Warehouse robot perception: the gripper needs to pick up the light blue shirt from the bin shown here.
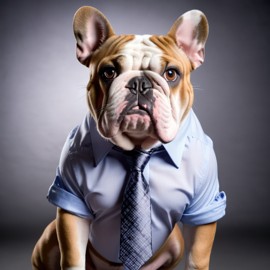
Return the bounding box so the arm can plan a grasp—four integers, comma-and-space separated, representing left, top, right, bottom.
47, 109, 226, 263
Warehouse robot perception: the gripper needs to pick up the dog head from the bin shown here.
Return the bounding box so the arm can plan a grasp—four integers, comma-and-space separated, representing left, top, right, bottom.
73, 6, 208, 150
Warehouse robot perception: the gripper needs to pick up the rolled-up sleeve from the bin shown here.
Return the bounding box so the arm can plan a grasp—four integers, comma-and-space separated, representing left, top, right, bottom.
181, 143, 226, 225
47, 126, 94, 220
47, 174, 94, 219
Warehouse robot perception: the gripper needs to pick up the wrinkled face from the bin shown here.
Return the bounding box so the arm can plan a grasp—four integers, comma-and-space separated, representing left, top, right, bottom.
73, 7, 208, 150
87, 34, 193, 150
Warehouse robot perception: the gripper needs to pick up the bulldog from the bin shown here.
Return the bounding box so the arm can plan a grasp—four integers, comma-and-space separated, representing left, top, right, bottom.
32, 6, 226, 270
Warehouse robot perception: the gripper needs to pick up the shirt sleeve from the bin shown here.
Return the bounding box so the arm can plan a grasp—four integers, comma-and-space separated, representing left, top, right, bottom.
47, 127, 94, 219
47, 173, 94, 219
181, 141, 226, 225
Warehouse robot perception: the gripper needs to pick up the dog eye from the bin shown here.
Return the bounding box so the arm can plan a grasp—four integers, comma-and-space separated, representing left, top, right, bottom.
163, 68, 179, 82
101, 67, 117, 81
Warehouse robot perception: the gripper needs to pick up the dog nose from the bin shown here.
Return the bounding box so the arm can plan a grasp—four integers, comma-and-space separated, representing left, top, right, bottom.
126, 76, 152, 95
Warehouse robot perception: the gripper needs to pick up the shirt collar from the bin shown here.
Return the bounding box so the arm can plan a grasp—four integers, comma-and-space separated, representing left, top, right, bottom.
89, 111, 193, 168
89, 117, 114, 167
162, 111, 192, 168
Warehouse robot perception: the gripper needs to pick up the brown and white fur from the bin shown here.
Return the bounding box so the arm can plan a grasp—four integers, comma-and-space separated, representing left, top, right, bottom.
32, 6, 217, 270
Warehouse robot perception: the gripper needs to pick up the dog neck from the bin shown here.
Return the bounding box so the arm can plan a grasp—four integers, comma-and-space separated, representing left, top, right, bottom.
125, 134, 162, 150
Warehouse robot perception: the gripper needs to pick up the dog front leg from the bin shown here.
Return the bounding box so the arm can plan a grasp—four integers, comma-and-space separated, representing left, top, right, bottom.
142, 224, 184, 270
56, 208, 90, 270
183, 222, 217, 270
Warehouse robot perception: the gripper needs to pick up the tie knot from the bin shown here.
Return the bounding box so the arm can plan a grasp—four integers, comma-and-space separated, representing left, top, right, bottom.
113, 146, 156, 173
128, 149, 152, 172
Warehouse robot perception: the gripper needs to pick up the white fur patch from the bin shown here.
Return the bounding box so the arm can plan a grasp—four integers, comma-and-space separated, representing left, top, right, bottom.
120, 35, 163, 72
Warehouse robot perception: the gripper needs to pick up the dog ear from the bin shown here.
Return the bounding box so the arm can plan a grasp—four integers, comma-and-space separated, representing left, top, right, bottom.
73, 6, 115, 66
168, 10, 209, 69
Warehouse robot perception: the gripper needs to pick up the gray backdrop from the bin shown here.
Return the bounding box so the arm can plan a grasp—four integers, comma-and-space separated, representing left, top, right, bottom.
1, 0, 269, 260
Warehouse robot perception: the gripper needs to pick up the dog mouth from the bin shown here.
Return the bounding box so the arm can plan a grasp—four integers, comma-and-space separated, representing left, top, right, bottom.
118, 103, 152, 122
126, 105, 149, 115
117, 104, 155, 143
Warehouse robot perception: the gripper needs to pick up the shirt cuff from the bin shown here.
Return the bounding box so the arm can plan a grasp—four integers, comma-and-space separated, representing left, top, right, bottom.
47, 176, 94, 219
181, 191, 226, 225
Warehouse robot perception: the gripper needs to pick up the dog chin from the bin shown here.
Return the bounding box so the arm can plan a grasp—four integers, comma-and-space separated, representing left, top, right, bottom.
98, 113, 178, 150
109, 131, 160, 151
120, 112, 153, 133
